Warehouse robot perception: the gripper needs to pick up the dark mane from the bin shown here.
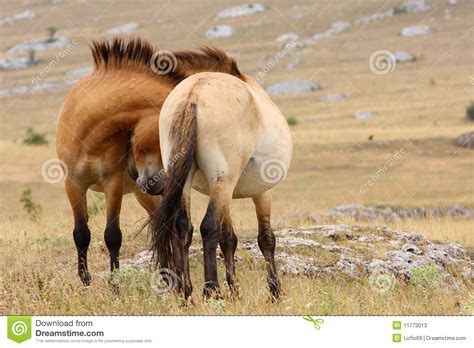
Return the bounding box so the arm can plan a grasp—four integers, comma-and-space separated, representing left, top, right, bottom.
90, 37, 244, 83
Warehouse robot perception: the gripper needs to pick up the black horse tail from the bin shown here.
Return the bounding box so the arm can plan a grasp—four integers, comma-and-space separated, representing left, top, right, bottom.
149, 101, 197, 269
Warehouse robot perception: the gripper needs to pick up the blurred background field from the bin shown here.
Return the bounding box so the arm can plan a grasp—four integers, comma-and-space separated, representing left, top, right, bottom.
0, 0, 473, 315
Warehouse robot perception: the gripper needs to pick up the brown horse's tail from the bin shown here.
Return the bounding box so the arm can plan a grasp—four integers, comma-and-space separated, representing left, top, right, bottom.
149, 101, 198, 269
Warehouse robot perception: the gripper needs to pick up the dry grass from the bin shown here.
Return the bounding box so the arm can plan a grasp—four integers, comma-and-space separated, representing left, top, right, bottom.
1, 0, 473, 315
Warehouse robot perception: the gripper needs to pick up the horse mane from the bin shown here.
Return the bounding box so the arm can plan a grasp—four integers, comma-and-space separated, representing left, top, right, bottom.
90, 37, 245, 83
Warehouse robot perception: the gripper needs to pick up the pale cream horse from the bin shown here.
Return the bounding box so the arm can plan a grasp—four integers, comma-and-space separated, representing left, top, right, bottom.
150, 72, 292, 300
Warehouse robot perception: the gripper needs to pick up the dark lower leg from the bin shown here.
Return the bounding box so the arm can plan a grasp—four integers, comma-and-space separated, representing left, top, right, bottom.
175, 204, 193, 299
219, 220, 238, 291
104, 218, 122, 272
253, 192, 281, 300
200, 201, 221, 297
257, 220, 280, 299
73, 216, 91, 285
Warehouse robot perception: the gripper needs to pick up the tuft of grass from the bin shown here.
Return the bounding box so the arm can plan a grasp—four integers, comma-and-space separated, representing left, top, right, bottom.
466, 102, 474, 121
20, 187, 42, 221
88, 193, 106, 215
287, 116, 298, 126
409, 265, 442, 292
23, 128, 48, 145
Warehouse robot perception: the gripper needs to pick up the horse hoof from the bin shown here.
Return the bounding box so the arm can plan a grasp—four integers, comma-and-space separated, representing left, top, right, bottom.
203, 282, 221, 299
79, 271, 91, 286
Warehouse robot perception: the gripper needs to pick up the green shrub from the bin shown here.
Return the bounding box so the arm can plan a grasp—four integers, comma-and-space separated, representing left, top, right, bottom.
287, 116, 298, 126
466, 102, 474, 121
20, 187, 42, 221
409, 265, 442, 292
23, 128, 48, 145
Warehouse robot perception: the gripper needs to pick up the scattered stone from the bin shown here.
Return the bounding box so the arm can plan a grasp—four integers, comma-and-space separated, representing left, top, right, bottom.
448, 0, 458, 5
290, 13, 304, 20
67, 65, 93, 80
278, 237, 320, 248
215, 3, 266, 19
286, 59, 300, 71
395, 0, 430, 13
324, 204, 474, 221
106, 22, 140, 34
448, 204, 474, 217
401, 25, 430, 37
312, 21, 351, 41
393, 51, 416, 62
8, 36, 71, 53
0, 55, 37, 71
0, 10, 35, 26
354, 111, 377, 119
354, 8, 394, 25
456, 132, 474, 149
204, 25, 234, 39
276, 32, 299, 42
0, 80, 75, 97
266, 79, 319, 96
320, 93, 346, 102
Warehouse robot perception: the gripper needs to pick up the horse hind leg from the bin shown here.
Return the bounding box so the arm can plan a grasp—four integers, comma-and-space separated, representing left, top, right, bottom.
200, 183, 234, 299
103, 174, 124, 274
253, 190, 281, 301
219, 213, 238, 295
65, 177, 91, 285
174, 174, 194, 300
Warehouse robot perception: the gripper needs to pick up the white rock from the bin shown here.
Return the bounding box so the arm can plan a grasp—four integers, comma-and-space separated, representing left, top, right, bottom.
204, 25, 234, 39
393, 51, 416, 62
0, 55, 37, 70
320, 93, 345, 102
106, 22, 140, 34
8, 37, 71, 53
354, 111, 377, 119
215, 3, 266, 19
397, 0, 430, 13
312, 21, 351, 41
67, 66, 93, 80
290, 13, 304, 20
401, 25, 430, 37
354, 8, 394, 25
266, 80, 319, 96
0, 10, 35, 26
276, 32, 299, 42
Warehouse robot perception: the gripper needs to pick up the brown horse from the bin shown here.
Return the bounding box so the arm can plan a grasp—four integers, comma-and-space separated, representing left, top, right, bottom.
150, 72, 293, 300
56, 37, 245, 285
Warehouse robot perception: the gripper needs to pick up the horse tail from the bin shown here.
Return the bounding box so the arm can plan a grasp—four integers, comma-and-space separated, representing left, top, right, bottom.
149, 100, 198, 269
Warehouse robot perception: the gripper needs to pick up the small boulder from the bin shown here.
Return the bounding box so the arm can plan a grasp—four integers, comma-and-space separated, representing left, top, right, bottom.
456, 132, 474, 149
401, 25, 430, 37
266, 80, 319, 96
204, 25, 234, 39
354, 111, 377, 119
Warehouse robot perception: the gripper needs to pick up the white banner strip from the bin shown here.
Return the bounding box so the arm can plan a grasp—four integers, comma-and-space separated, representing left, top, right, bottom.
1, 316, 472, 347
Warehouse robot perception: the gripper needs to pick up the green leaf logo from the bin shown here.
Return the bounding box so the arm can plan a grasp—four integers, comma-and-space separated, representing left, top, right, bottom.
7, 316, 32, 343
303, 316, 324, 330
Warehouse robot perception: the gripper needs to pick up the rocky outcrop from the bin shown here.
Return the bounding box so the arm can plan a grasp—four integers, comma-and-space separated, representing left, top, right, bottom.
123, 224, 473, 292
